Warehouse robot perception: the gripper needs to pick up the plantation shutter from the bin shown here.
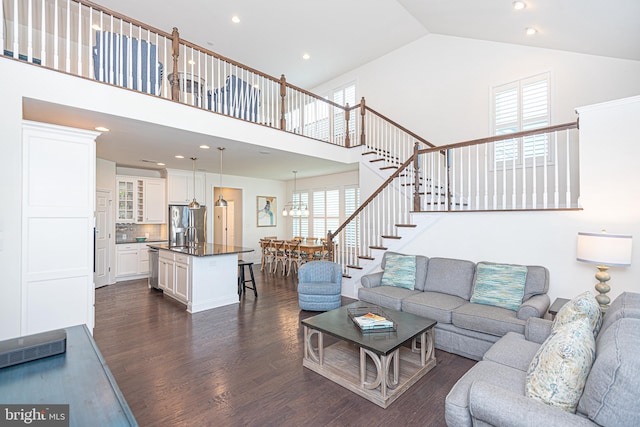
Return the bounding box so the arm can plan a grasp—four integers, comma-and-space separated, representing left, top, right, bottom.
493, 73, 550, 164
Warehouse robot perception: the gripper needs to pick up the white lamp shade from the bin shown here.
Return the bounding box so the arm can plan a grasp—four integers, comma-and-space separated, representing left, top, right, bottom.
577, 232, 632, 267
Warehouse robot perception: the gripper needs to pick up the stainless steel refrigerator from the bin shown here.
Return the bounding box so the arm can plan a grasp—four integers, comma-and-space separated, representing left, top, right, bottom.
168, 205, 206, 246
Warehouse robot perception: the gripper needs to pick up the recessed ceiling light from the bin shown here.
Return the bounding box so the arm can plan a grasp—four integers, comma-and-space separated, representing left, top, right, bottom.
525, 27, 537, 35
200, 145, 210, 149
175, 155, 184, 159
231, 16, 240, 24
95, 126, 109, 132
157, 162, 165, 166
512, 1, 526, 10
302, 53, 310, 60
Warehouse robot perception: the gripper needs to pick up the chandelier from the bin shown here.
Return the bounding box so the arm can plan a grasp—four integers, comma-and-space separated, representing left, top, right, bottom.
282, 170, 309, 217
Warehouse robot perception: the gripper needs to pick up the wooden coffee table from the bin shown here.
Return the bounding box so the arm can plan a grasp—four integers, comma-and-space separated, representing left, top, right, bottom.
301, 301, 437, 408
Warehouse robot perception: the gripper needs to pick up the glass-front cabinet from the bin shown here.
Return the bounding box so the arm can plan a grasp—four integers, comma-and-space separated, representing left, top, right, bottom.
117, 178, 136, 222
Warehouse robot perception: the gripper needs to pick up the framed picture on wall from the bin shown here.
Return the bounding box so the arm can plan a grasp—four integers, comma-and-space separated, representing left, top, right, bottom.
257, 196, 277, 227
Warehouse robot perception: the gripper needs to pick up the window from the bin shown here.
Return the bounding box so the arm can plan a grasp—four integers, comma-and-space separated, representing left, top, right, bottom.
344, 187, 360, 248
312, 189, 340, 238
492, 73, 550, 165
291, 192, 309, 238
332, 82, 356, 141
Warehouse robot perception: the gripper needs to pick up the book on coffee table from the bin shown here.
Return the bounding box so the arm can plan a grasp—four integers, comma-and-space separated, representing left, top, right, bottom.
348, 307, 397, 332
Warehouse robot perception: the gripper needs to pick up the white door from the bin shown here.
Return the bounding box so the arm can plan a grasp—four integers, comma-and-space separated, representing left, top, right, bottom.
95, 190, 111, 288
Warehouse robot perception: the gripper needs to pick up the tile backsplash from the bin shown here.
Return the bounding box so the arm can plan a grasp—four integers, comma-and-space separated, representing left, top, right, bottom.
116, 223, 166, 243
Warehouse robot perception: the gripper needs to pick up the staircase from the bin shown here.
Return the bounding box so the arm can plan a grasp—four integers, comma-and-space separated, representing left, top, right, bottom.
331, 122, 580, 295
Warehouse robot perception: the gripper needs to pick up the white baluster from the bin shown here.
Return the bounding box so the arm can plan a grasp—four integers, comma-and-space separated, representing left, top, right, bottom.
27, 0, 33, 62
65, 0, 70, 72
12, 0, 19, 58
40, 0, 46, 66
76, 0, 82, 75
565, 130, 571, 207
532, 134, 538, 209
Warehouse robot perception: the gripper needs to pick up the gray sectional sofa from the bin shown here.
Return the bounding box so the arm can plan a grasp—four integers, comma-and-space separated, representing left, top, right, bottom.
445, 291, 640, 427
358, 252, 550, 361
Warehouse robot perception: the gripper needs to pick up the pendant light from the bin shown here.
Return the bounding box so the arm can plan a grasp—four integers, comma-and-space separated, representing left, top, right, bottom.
282, 170, 308, 217
188, 157, 201, 210
215, 147, 228, 208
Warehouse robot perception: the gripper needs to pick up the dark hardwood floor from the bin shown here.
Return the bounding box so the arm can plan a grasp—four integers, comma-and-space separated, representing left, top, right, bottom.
94, 269, 476, 426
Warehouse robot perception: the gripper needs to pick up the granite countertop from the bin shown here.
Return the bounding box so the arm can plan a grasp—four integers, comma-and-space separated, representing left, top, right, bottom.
116, 240, 168, 245
148, 243, 254, 257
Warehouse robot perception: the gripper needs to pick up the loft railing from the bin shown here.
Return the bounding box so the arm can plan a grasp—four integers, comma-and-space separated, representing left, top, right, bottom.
1, 0, 441, 157
328, 122, 579, 270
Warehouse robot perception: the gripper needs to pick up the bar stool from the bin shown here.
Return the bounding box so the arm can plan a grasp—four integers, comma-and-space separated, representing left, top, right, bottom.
238, 260, 257, 298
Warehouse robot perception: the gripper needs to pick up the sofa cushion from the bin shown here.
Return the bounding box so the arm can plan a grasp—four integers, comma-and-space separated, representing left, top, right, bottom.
470, 263, 528, 311
597, 291, 640, 341
552, 291, 602, 336
452, 302, 526, 337
525, 318, 596, 413
423, 257, 476, 300
482, 332, 541, 372
380, 253, 417, 290
521, 265, 549, 301
445, 360, 526, 427
381, 252, 429, 291
578, 318, 640, 426
357, 286, 420, 311
401, 291, 466, 324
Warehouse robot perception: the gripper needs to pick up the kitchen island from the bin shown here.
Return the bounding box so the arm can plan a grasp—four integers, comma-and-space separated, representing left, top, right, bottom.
148, 243, 254, 313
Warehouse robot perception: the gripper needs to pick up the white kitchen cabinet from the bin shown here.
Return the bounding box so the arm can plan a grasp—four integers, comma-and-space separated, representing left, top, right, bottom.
138, 246, 150, 274
141, 178, 166, 223
116, 175, 166, 224
157, 251, 190, 303
116, 243, 152, 281
116, 177, 137, 223
158, 252, 173, 293
166, 169, 205, 205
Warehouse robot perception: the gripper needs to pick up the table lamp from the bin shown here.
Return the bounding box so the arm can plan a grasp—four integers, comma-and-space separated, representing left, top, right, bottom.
576, 231, 632, 311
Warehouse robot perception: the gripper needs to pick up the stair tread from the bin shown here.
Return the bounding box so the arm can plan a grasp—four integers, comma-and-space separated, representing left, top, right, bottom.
347, 265, 363, 270
381, 235, 401, 239
380, 166, 398, 170
362, 151, 377, 156
396, 224, 416, 228
358, 256, 375, 260
369, 158, 385, 163
369, 245, 388, 250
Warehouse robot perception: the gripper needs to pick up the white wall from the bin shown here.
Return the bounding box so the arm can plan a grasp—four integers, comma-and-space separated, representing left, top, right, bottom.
314, 34, 640, 146
398, 96, 640, 303
205, 172, 286, 265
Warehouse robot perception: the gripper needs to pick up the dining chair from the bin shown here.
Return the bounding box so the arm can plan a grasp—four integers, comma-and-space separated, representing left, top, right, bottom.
285, 239, 305, 276
271, 240, 287, 275
259, 239, 274, 272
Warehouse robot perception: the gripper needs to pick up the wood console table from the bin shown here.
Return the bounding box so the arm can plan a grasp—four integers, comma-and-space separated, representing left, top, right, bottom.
0, 325, 137, 426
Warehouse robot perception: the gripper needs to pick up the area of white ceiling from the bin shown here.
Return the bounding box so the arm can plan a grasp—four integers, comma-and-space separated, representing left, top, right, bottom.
94, 0, 640, 89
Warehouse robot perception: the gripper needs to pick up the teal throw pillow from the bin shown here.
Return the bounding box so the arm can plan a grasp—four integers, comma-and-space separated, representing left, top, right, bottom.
470, 262, 528, 311
526, 317, 596, 413
553, 291, 602, 337
380, 253, 416, 290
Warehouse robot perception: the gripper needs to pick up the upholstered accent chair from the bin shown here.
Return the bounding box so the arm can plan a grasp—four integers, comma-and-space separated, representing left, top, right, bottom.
297, 261, 342, 311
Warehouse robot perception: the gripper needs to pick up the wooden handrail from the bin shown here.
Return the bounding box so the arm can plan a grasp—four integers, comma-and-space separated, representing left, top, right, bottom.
418, 122, 578, 155
364, 106, 437, 148
330, 154, 415, 239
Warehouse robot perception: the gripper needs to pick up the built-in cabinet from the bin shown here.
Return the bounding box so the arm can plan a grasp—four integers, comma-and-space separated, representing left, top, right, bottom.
116, 175, 166, 224
166, 169, 206, 205
21, 121, 98, 335
115, 243, 152, 281
158, 250, 190, 303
